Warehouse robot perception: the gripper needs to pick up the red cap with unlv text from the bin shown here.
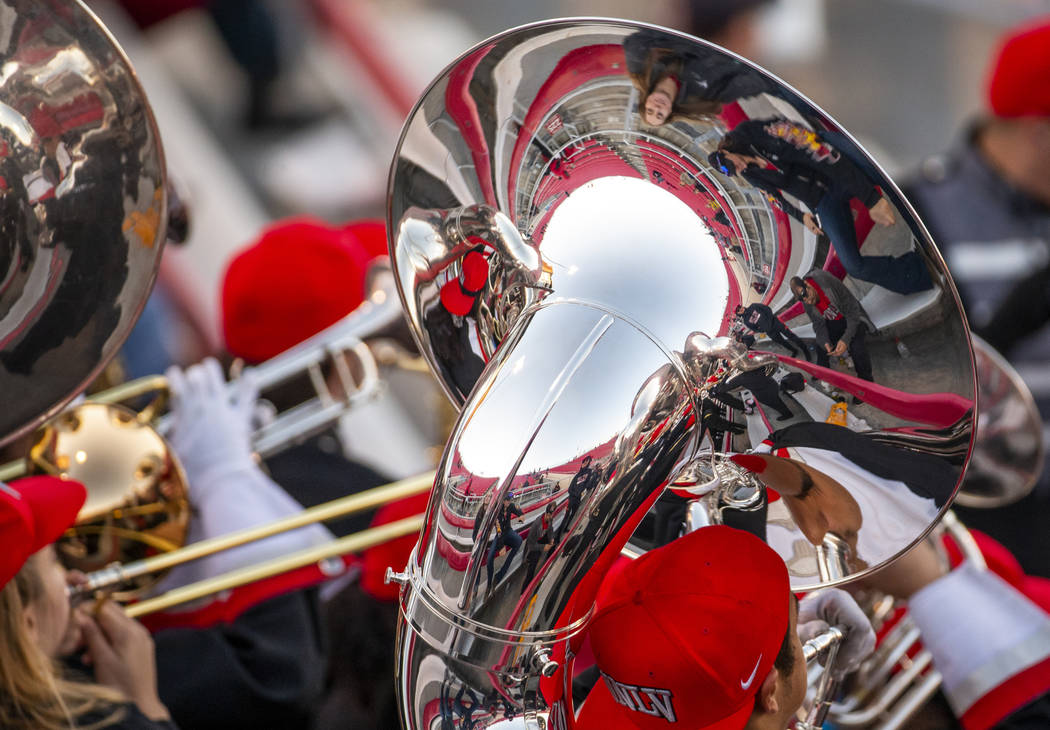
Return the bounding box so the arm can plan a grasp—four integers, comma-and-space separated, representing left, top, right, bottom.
1, 476, 86, 589
578, 526, 790, 730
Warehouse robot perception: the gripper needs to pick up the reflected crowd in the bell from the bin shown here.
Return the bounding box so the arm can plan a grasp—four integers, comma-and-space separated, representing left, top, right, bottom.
0, 0, 165, 442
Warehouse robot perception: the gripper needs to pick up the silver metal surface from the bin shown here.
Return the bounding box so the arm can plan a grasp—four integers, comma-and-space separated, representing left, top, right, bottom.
0, 0, 167, 446
799, 626, 844, 730
956, 335, 1044, 507
387, 19, 976, 728
154, 263, 403, 458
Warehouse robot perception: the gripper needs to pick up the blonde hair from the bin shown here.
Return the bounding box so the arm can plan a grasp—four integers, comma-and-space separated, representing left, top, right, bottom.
0, 555, 125, 730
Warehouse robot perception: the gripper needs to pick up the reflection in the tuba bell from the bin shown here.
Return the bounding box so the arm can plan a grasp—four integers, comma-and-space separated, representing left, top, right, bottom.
0, 0, 167, 446
730, 421, 960, 582
387, 19, 977, 728
624, 27, 780, 127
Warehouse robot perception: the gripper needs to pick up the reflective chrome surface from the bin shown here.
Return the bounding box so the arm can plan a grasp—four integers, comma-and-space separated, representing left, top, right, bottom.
0, 0, 166, 446
38, 403, 189, 600
388, 19, 975, 729
957, 335, 1044, 508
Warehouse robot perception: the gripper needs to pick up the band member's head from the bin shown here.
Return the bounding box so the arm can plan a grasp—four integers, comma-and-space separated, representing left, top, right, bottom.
986, 18, 1050, 120
578, 526, 803, 730
735, 304, 745, 316
1, 476, 86, 660
582, 456, 592, 467
221, 218, 387, 363
439, 250, 490, 317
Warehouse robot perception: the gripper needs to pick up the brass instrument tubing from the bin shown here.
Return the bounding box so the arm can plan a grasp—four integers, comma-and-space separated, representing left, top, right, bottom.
79, 470, 434, 594
125, 515, 424, 617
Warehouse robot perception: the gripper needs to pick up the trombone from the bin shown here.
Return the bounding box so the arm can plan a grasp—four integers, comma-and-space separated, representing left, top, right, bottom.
0, 263, 440, 603
0, 264, 408, 486
99, 469, 436, 618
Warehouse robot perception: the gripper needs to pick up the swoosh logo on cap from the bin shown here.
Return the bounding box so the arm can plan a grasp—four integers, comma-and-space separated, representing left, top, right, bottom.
740, 654, 763, 690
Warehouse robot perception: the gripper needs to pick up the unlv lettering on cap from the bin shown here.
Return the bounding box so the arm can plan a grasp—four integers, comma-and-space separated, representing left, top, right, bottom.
600, 671, 677, 722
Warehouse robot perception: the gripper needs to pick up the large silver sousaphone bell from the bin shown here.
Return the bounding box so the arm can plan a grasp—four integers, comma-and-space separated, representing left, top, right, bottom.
387, 18, 976, 730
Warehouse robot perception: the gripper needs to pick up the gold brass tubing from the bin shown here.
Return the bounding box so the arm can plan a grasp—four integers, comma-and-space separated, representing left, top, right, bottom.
69, 525, 183, 553
88, 470, 435, 589
124, 514, 424, 617
89, 375, 169, 406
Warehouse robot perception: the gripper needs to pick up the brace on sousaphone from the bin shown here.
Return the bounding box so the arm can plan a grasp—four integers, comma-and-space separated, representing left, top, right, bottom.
386, 19, 979, 730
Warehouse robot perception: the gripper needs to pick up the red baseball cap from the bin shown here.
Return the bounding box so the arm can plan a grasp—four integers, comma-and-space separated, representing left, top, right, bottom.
1, 476, 86, 589
578, 526, 790, 730
222, 218, 388, 363
439, 250, 490, 317
987, 16, 1050, 118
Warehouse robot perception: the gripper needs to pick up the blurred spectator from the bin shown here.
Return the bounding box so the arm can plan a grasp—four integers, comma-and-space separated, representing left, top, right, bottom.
114, 0, 323, 131
683, 0, 773, 58
219, 217, 395, 529
905, 17, 1050, 351
903, 16, 1050, 578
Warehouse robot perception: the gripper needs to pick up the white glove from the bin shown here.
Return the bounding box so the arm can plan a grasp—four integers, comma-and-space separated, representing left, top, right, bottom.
155, 358, 333, 598
798, 588, 876, 678
166, 358, 258, 498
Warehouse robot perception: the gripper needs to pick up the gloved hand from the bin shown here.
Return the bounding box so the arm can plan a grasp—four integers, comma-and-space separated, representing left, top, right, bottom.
166, 358, 258, 500
155, 358, 333, 596
798, 588, 876, 678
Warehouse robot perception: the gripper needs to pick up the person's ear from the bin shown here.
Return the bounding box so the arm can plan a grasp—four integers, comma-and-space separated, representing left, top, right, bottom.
23, 602, 39, 642
756, 667, 780, 714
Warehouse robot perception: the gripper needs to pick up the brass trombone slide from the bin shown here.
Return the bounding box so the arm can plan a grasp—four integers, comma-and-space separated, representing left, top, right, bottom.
70, 470, 435, 609
125, 514, 425, 618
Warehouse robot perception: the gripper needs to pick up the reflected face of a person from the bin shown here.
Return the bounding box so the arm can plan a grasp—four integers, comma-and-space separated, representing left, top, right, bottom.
794, 282, 818, 306
643, 89, 673, 125
779, 466, 863, 565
